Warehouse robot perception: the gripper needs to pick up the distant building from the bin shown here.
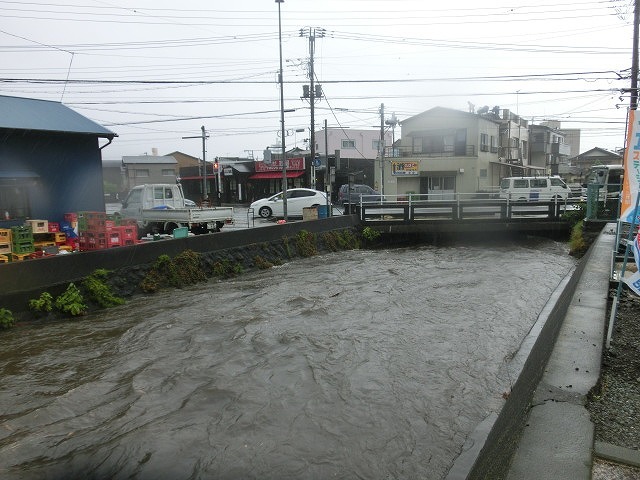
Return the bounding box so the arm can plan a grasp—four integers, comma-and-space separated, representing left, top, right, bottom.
0, 95, 116, 226
121, 154, 178, 191
567, 147, 623, 183
315, 127, 392, 199
529, 122, 571, 174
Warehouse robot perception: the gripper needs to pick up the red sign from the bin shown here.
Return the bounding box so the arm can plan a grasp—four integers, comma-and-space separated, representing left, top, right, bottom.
255, 157, 305, 172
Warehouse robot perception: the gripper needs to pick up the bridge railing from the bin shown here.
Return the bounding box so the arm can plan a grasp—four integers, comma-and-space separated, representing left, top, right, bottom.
343, 192, 580, 223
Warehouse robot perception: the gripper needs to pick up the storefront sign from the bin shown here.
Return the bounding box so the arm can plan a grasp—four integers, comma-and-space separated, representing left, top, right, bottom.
223, 167, 233, 176
391, 161, 419, 176
255, 157, 305, 172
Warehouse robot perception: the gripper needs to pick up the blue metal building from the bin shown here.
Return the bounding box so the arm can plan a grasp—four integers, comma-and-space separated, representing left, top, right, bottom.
0, 95, 117, 226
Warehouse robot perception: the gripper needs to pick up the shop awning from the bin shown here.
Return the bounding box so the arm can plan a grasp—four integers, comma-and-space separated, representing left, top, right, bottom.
249, 171, 304, 180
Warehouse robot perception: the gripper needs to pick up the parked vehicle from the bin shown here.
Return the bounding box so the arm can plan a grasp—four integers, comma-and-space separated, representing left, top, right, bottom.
499, 176, 569, 202
118, 184, 234, 236
338, 184, 383, 205
249, 188, 327, 218
580, 164, 624, 201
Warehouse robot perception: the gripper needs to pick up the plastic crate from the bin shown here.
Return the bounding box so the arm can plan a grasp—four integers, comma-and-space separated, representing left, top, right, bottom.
54, 232, 66, 244
107, 230, 121, 247
0, 228, 11, 243
105, 219, 117, 229
118, 225, 138, 240
0, 254, 9, 263
10, 252, 31, 262
11, 225, 33, 243
25, 219, 49, 234
0, 242, 10, 255
48, 222, 60, 232
11, 242, 35, 254
119, 218, 138, 227
173, 227, 188, 238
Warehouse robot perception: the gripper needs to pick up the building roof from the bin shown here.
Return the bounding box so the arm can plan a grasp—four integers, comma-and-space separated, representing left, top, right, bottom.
122, 155, 177, 165
0, 95, 116, 138
401, 106, 500, 125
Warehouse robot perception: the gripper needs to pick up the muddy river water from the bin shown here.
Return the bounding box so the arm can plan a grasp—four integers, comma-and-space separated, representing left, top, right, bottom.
0, 238, 577, 480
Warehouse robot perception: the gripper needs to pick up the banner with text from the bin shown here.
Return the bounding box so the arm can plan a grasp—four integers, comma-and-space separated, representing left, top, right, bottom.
621, 109, 640, 224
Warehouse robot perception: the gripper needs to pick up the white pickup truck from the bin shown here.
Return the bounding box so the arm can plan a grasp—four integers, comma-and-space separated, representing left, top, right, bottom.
118, 184, 233, 236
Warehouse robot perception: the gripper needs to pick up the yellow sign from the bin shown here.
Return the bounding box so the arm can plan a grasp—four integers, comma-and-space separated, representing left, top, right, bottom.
391, 161, 418, 176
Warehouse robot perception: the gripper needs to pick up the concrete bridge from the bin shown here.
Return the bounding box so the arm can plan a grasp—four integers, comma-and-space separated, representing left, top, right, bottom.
344, 195, 581, 236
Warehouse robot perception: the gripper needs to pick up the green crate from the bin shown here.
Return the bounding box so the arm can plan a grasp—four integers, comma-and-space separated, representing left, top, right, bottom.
12, 241, 35, 254
11, 225, 33, 243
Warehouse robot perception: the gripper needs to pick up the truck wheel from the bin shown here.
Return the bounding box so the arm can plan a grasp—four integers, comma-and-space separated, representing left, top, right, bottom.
259, 206, 272, 218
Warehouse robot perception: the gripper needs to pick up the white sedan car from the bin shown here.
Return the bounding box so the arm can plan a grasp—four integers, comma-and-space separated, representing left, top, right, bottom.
250, 188, 327, 218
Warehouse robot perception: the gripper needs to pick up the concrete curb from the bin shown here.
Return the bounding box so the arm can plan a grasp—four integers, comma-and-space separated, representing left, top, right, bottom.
594, 441, 640, 469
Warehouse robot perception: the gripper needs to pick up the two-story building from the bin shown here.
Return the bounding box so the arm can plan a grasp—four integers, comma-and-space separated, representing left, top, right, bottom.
121, 152, 178, 192
384, 107, 535, 199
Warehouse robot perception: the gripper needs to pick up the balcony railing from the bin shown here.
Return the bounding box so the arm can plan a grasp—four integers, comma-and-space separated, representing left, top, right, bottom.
396, 145, 476, 158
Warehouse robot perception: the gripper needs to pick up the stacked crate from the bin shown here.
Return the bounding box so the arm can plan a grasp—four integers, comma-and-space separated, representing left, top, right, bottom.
78, 211, 108, 251
10, 225, 34, 261
116, 218, 139, 246
77, 212, 138, 251
0, 228, 11, 263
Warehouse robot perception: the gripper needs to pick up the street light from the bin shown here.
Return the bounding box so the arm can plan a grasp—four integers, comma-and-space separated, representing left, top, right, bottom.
276, 0, 288, 220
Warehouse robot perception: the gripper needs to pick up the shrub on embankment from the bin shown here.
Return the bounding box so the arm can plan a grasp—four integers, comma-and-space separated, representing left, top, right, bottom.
1, 227, 365, 327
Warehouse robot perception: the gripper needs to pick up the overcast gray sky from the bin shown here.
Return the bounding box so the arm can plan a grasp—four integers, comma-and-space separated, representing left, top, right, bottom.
0, 0, 635, 161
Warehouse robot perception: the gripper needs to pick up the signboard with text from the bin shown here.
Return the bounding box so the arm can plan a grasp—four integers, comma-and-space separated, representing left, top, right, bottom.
391, 161, 419, 176
255, 157, 305, 172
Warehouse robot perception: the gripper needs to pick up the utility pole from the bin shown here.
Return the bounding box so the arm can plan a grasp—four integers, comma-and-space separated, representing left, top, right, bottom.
276, 0, 287, 219
182, 126, 209, 202
300, 27, 325, 190
380, 103, 385, 195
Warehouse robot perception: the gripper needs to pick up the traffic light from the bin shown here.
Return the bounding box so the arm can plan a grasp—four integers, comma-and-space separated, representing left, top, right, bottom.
213, 160, 219, 172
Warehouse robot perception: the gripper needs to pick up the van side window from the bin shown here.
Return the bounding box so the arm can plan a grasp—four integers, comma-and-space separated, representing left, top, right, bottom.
514, 180, 529, 188
530, 179, 547, 188
550, 178, 566, 188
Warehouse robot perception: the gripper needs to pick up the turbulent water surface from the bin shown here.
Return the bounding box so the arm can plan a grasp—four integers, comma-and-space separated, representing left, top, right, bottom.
0, 239, 576, 479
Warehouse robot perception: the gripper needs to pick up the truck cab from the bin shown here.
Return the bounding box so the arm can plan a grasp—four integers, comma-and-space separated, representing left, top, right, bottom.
120, 184, 186, 219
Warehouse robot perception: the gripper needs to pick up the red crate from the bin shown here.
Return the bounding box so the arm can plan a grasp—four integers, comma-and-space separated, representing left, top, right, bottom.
118, 225, 138, 240
119, 218, 138, 227
64, 213, 78, 223
48, 222, 60, 232
105, 219, 117, 229
107, 230, 121, 248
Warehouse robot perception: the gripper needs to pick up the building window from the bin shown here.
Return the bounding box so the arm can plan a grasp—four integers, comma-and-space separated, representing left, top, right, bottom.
372, 140, 381, 152
162, 169, 174, 176
480, 133, 489, 152
342, 139, 355, 149
480, 169, 487, 178
490, 136, 498, 153
134, 169, 149, 178
0, 183, 30, 220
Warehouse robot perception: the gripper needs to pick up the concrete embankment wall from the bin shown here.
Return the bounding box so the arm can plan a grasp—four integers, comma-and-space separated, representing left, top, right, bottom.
446, 224, 612, 479
0, 215, 360, 312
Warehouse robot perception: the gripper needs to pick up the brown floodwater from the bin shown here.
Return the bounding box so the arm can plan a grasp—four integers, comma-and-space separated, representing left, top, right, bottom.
0, 239, 576, 479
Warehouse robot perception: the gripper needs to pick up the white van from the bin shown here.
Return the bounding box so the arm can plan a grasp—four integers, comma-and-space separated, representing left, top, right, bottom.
499, 176, 569, 202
